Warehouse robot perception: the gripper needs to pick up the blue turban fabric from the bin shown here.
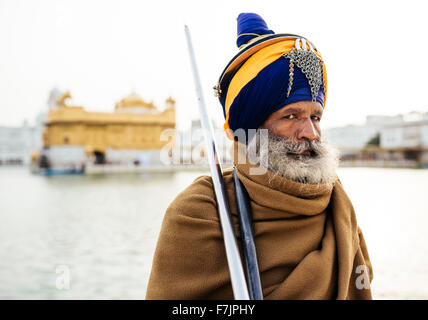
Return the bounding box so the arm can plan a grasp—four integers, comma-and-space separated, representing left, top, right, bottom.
236, 13, 274, 48
221, 13, 325, 142
221, 57, 325, 136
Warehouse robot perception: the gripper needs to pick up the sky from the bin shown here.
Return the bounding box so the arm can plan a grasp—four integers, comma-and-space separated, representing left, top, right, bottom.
1, 0, 428, 131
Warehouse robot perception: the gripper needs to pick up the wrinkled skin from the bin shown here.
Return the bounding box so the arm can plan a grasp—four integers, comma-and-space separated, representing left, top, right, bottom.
261, 100, 323, 156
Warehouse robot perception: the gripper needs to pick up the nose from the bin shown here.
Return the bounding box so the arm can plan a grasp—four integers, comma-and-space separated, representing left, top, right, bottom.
297, 118, 319, 141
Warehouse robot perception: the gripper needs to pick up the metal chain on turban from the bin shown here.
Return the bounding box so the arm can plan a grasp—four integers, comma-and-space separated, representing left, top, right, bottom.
283, 39, 325, 102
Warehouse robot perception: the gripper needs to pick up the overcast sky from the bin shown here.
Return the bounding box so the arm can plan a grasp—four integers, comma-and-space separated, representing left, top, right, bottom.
1, 0, 428, 130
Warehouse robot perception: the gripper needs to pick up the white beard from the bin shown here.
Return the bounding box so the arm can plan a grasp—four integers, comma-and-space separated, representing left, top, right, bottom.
247, 130, 340, 185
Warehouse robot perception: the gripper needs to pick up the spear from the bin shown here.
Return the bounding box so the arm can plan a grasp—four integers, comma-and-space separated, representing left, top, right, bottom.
184, 25, 250, 300
233, 167, 263, 300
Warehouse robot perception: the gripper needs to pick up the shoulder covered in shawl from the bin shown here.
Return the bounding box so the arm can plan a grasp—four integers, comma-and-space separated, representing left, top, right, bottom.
145, 171, 238, 300
145, 173, 373, 300
330, 178, 374, 298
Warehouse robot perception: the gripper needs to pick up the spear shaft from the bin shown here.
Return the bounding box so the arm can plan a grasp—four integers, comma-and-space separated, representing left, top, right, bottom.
184, 25, 250, 300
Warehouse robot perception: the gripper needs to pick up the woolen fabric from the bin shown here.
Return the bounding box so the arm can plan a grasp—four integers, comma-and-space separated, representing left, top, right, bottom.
146, 143, 373, 300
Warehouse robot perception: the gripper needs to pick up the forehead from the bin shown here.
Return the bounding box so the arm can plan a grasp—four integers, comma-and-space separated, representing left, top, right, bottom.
280, 101, 323, 114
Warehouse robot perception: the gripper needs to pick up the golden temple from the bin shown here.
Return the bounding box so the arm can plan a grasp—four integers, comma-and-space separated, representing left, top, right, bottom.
42, 91, 175, 164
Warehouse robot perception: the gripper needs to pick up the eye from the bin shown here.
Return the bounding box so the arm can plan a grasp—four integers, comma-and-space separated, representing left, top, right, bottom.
311, 115, 321, 121
283, 114, 296, 120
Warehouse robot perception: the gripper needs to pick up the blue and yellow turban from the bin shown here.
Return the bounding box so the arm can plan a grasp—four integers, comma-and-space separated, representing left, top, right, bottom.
215, 13, 327, 141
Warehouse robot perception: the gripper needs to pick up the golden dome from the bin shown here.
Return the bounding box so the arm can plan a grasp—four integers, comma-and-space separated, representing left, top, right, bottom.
115, 92, 156, 110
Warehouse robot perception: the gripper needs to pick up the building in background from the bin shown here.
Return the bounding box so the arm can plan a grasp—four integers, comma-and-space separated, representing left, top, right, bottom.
3, 86, 428, 170
175, 119, 232, 166
0, 121, 41, 165
37, 90, 175, 173
380, 118, 428, 168
324, 112, 428, 168
323, 115, 403, 159
0, 88, 49, 166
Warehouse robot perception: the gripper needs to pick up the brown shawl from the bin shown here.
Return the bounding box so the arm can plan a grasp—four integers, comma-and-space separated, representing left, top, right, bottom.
146, 146, 373, 300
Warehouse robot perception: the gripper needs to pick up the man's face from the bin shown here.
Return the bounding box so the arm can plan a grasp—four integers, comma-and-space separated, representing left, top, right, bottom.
261, 100, 323, 149
248, 100, 338, 184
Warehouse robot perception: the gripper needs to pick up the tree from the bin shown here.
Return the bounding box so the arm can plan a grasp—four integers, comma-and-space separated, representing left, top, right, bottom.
366, 133, 380, 147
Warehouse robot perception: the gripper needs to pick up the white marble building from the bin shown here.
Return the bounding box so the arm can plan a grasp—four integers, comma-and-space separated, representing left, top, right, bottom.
324, 111, 428, 167
380, 119, 428, 167
175, 119, 233, 166
0, 121, 41, 165
323, 114, 404, 157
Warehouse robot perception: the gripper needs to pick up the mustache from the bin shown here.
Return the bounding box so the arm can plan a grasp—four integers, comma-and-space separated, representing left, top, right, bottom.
267, 134, 322, 158
247, 131, 339, 184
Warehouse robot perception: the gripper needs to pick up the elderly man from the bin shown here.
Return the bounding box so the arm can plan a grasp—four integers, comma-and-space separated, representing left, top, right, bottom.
146, 13, 373, 300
